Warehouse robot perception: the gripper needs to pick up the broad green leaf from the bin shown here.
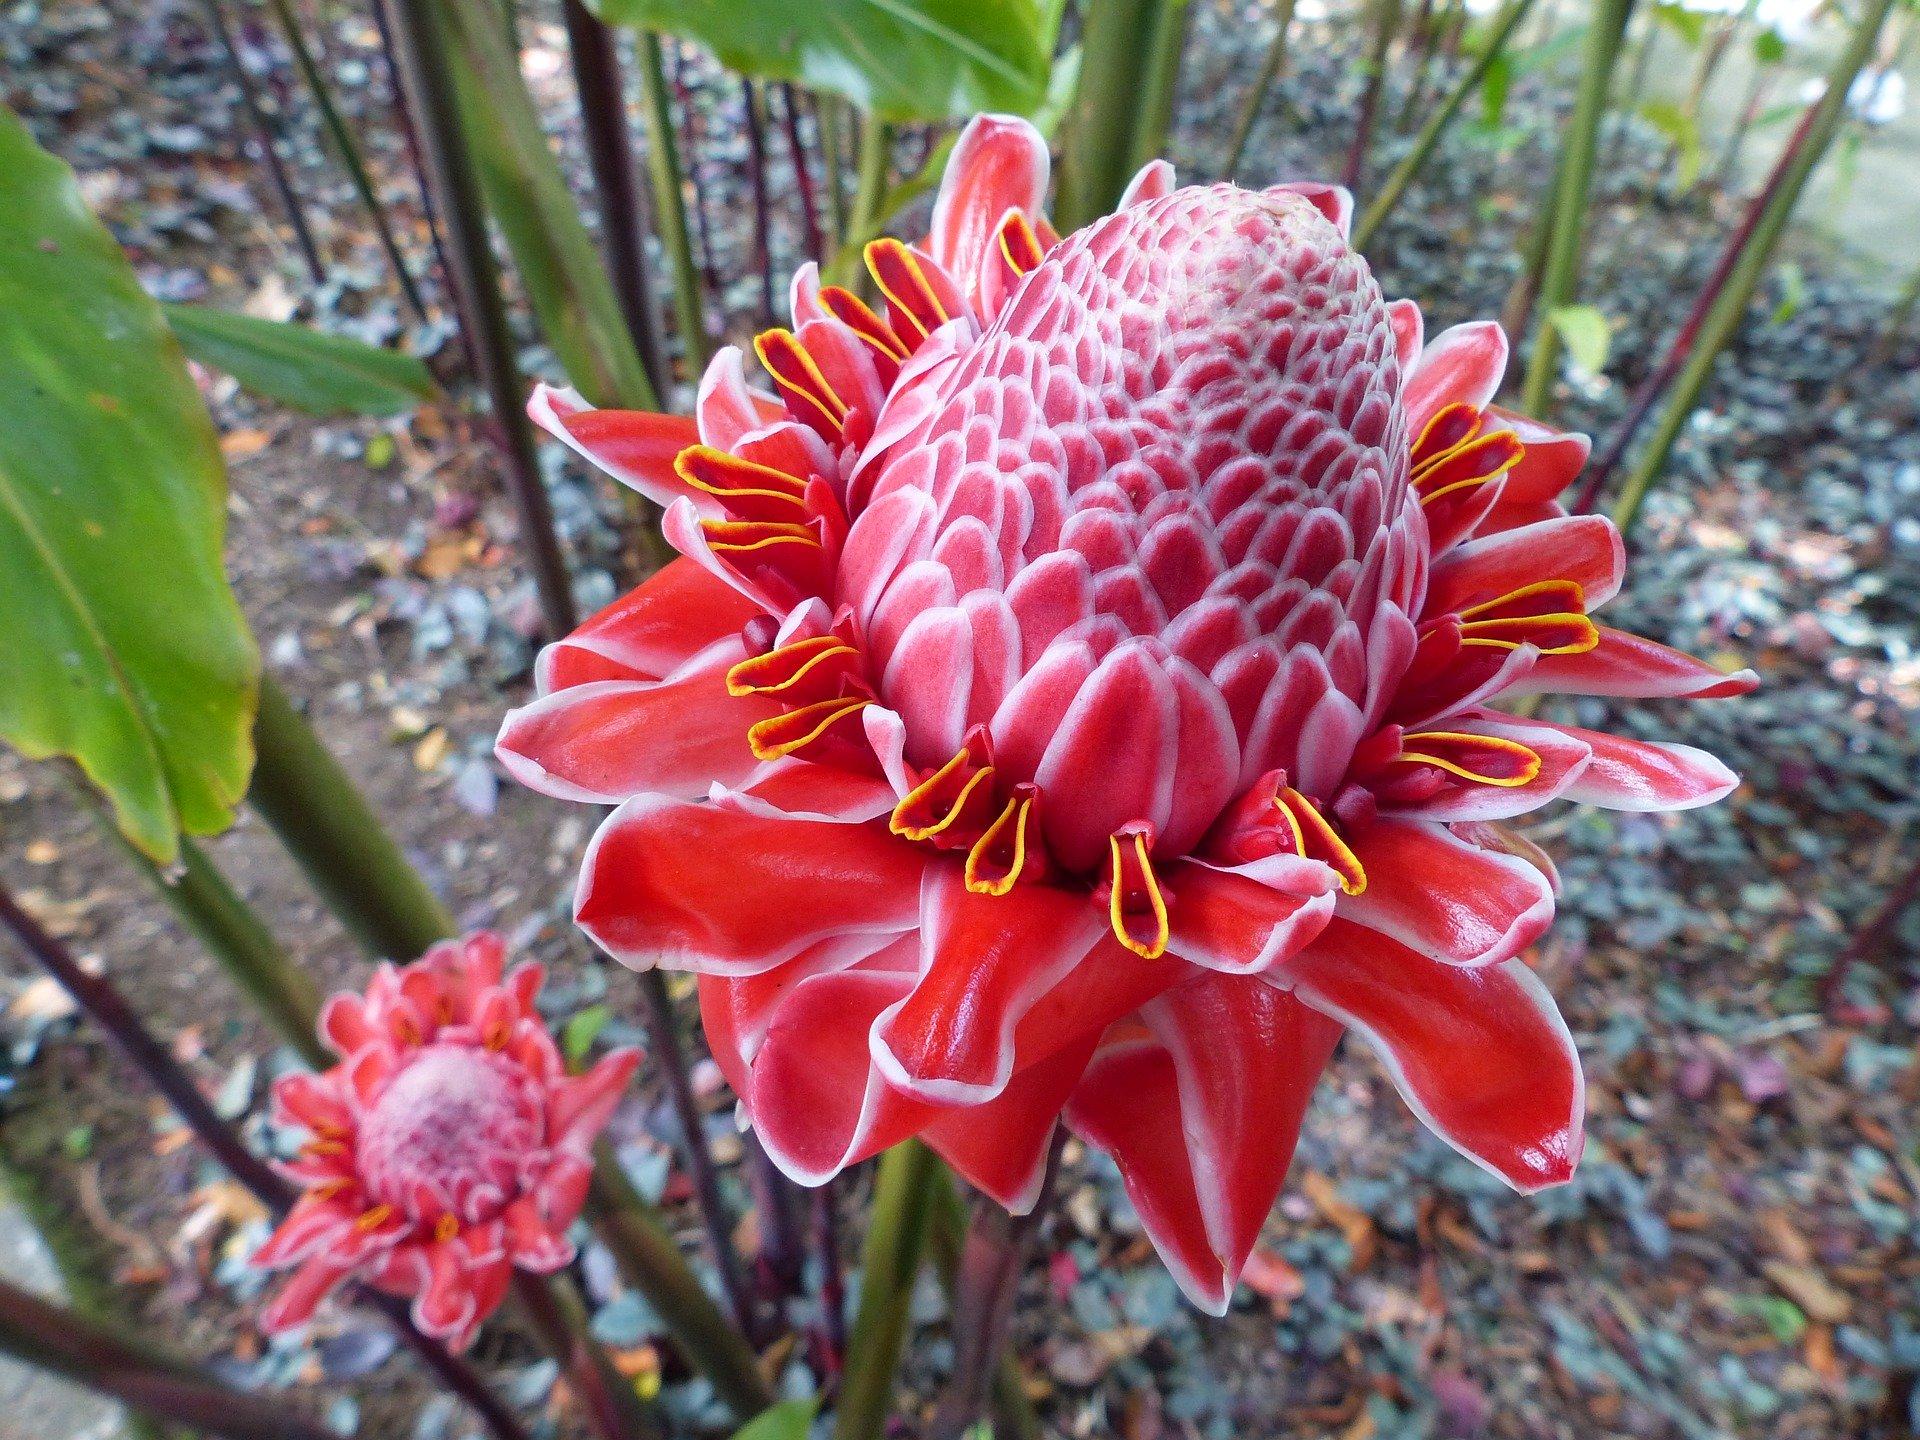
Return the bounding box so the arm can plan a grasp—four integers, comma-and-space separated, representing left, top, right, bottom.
0, 107, 259, 863
163, 304, 437, 417
592, 0, 1052, 123
562, 1003, 612, 1067
1751, 26, 1788, 64
437, 0, 655, 409
1479, 52, 1513, 126
729, 1399, 817, 1440
1547, 304, 1611, 376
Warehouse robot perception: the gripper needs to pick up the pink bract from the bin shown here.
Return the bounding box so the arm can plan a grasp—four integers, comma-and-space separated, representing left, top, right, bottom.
251, 932, 639, 1348
496, 115, 1754, 1313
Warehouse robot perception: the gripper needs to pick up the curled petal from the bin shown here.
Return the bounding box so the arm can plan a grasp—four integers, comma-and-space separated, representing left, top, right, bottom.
1403, 321, 1508, 436
1119, 159, 1176, 209
529, 385, 704, 511
261, 1253, 355, 1333
1426, 515, 1625, 618
930, 114, 1050, 309
1339, 817, 1555, 967
576, 794, 927, 974
1369, 713, 1593, 823
921, 1031, 1099, 1213
1280, 920, 1584, 1192
1514, 627, 1758, 700
1163, 853, 1339, 975
1268, 180, 1353, 238
1536, 722, 1740, 812
536, 560, 758, 692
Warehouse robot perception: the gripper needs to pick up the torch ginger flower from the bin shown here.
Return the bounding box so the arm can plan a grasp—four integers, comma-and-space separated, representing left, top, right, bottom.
497, 116, 1753, 1312
251, 933, 639, 1348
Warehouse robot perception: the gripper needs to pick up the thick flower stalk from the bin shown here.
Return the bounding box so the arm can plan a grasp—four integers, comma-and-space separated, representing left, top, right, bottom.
252, 933, 639, 1348
497, 117, 1753, 1312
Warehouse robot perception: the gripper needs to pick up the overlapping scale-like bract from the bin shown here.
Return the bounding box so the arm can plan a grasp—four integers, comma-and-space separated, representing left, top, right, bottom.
497, 113, 1754, 1315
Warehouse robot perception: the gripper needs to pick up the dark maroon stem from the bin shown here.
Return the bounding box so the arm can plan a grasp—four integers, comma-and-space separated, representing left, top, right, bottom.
778, 83, 824, 264
812, 1180, 848, 1382
746, 1132, 807, 1308
668, 40, 722, 298
739, 78, 778, 323
634, 970, 762, 1341
1572, 102, 1818, 514
925, 1138, 1064, 1440
0, 881, 534, 1440
1343, 0, 1402, 192
368, 0, 460, 349
561, 0, 668, 393
198, 0, 327, 285
1820, 851, 1920, 1017
0, 1279, 337, 1440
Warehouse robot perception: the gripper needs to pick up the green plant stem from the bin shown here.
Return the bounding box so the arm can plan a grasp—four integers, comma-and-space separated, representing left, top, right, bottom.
1353, 0, 1534, 250
1343, 0, 1405, 192
1221, 0, 1300, 177
831, 1140, 941, 1440
0, 1279, 334, 1440
260, 0, 428, 321
819, 94, 850, 245
1518, 0, 1635, 417
515, 1271, 664, 1440
636, 31, 710, 377
1610, 0, 1896, 534
378, 0, 579, 638
247, 673, 456, 958
587, 1151, 776, 1422
827, 110, 891, 287
1055, 0, 1189, 229
112, 829, 328, 1068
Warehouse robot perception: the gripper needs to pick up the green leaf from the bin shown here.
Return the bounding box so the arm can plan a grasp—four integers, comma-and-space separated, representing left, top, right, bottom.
729, 1399, 817, 1440
1638, 98, 1703, 188
1480, 51, 1513, 127
437, 0, 654, 409
1653, 1, 1707, 46
562, 1003, 612, 1068
1770, 260, 1804, 323
163, 304, 437, 417
0, 106, 259, 864
592, 0, 1052, 123
1751, 26, 1788, 64
1546, 303, 1611, 376
1730, 1294, 1807, 1344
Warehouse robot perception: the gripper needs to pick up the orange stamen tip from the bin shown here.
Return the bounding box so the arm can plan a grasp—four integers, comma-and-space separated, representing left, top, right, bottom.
746, 696, 869, 762
355, 1204, 395, 1232
1275, 788, 1368, 895
891, 749, 996, 843
726, 635, 858, 697
1106, 829, 1171, 960
434, 1213, 460, 1244
864, 238, 954, 342
965, 790, 1037, 895
1394, 731, 1544, 788
753, 328, 851, 432
997, 210, 1046, 276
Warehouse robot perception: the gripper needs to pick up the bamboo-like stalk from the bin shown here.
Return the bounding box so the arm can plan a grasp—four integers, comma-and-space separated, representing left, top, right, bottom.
1573, 103, 1817, 513
560, 0, 669, 395
1607, 0, 1896, 533
587, 1153, 776, 1420
818, 94, 850, 246
1517, 0, 1636, 417
1394, 0, 1445, 127
248, 673, 457, 959
1343, 0, 1406, 191
826, 111, 892, 287
1868, 256, 1920, 367
364, 0, 579, 639
0, 883, 534, 1440
515, 1270, 664, 1440
0, 1279, 336, 1440
1498, 144, 1562, 354
259, 0, 428, 320
740, 79, 779, 323
668, 40, 723, 298
830, 1140, 942, 1440
1221, 0, 1301, 178
1056, 0, 1190, 229
1353, 0, 1535, 250
778, 83, 825, 264
198, 0, 327, 285
636, 32, 711, 377
368, 0, 458, 338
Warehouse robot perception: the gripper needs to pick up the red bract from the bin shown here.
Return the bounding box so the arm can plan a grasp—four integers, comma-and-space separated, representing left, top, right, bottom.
251, 933, 639, 1348
497, 116, 1754, 1312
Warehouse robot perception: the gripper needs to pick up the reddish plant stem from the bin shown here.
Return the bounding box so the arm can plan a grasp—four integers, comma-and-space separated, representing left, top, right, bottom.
1820, 851, 1920, 1017
514, 1271, 663, 1440
561, 0, 669, 394
778, 82, 824, 264
813, 1180, 848, 1381
925, 1137, 1065, 1440
669, 40, 723, 298
368, 0, 460, 346
1344, 0, 1404, 192
634, 970, 762, 1341
1572, 102, 1818, 514
0, 881, 534, 1440
746, 1132, 807, 1310
0, 1279, 337, 1440
739, 78, 778, 323
198, 0, 327, 285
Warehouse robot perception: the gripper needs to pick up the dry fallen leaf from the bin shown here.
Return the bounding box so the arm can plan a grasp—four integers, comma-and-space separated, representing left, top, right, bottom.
1762, 1261, 1850, 1323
